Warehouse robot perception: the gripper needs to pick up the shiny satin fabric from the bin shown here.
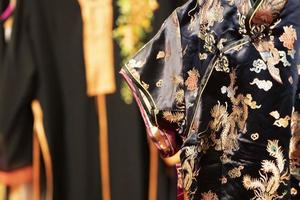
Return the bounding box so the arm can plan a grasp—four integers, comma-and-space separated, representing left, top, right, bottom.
120, 0, 300, 199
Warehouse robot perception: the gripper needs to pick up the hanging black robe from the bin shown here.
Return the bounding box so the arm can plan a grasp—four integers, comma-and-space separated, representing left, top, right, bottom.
0, 0, 101, 199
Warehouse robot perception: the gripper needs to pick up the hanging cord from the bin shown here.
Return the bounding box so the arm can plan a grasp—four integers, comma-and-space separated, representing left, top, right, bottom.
32, 100, 53, 200
148, 141, 158, 200
97, 95, 111, 200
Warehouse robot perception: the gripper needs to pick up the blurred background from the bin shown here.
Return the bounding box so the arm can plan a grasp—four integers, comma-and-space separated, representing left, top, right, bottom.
0, 0, 184, 199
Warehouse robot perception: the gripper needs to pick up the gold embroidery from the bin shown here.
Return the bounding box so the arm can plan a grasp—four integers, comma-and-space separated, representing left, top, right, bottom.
214, 55, 230, 73
279, 25, 297, 50
221, 70, 238, 98
237, 12, 247, 34
220, 154, 231, 163
251, 133, 260, 141
162, 111, 185, 123
210, 71, 261, 153
254, 38, 283, 84
141, 81, 149, 90
201, 190, 219, 200
250, 78, 273, 91
182, 146, 199, 197
243, 140, 289, 200
220, 176, 227, 184
197, 0, 224, 32
267, 64, 282, 84
127, 67, 140, 80
279, 50, 291, 67
126, 59, 148, 84
269, 111, 291, 128
243, 94, 262, 109
274, 117, 290, 128
156, 51, 165, 59
270, 111, 280, 119
156, 80, 163, 88
228, 166, 244, 178
175, 89, 185, 104
236, 0, 252, 16
185, 68, 200, 91
198, 137, 211, 154
217, 38, 228, 50
210, 101, 228, 132
250, 59, 267, 73
127, 59, 145, 69
227, 0, 235, 6
203, 32, 216, 52
199, 53, 208, 60
176, 166, 183, 189
291, 188, 298, 196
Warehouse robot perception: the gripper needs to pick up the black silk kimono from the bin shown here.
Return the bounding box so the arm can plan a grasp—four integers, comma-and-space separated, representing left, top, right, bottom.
120, 0, 300, 199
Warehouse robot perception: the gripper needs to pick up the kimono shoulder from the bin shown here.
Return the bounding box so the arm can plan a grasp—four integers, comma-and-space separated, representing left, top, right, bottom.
120, 9, 185, 157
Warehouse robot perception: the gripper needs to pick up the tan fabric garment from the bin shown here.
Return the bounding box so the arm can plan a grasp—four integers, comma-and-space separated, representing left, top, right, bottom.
78, 0, 116, 96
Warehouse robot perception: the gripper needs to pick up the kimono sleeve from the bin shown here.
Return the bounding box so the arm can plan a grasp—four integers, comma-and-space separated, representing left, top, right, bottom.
120, 10, 185, 157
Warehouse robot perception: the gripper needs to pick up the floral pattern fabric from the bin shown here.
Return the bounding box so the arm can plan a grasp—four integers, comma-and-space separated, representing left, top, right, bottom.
120, 0, 300, 199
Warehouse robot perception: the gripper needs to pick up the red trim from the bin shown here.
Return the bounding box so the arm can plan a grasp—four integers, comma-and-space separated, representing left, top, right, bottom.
0, 166, 33, 186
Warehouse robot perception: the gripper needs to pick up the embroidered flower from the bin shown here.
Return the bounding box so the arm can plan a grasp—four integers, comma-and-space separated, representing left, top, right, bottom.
291, 187, 298, 196
279, 25, 297, 50
185, 68, 200, 91
252, 0, 287, 26
242, 175, 253, 188
163, 111, 184, 123
201, 191, 219, 200
252, 3, 273, 25
175, 89, 185, 104
228, 166, 244, 178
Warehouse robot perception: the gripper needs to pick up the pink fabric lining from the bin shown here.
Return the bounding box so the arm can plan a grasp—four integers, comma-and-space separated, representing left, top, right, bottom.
0, 4, 13, 21
121, 69, 184, 199
120, 69, 177, 157
176, 163, 184, 200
